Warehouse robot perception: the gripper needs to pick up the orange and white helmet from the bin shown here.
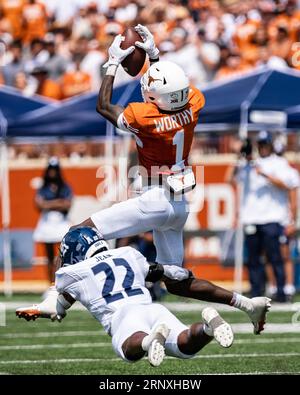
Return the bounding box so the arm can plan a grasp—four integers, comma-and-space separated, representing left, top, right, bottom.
140, 61, 189, 111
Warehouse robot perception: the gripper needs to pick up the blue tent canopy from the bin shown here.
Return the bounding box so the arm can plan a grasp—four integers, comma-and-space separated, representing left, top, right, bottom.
199, 66, 300, 130
0, 86, 50, 138
8, 80, 142, 137
8, 92, 106, 137
287, 105, 300, 129
5, 66, 300, 137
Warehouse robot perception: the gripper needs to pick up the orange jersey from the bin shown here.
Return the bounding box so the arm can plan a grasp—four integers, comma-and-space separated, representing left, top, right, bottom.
1, 0, 26, 38
37, 79, 61, 100
22, 2, 47, 42
61, 71, 91, 99
117, 86, 205, 176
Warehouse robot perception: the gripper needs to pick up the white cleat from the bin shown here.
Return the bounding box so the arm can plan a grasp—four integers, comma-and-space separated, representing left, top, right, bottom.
202, 307, 234, 348
142, 323, 170, 367
247, 297, 272, 335
148, 339, 165, 367
16, 286, 64, 322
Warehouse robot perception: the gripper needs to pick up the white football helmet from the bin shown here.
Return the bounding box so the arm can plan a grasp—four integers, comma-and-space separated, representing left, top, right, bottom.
140, 61, 190, 111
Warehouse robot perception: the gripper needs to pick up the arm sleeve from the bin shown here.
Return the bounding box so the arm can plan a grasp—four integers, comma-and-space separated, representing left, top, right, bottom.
117, 103, 140, 134
55, 269, 78, 299
285, 167, 300, 189
268, 164, 300, 189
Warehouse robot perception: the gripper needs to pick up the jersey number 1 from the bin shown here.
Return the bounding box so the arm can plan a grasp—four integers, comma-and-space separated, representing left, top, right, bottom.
92, 258, 143, 304
173, 129, 184, 163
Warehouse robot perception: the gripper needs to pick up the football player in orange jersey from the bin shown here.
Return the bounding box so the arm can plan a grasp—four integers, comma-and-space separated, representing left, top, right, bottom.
16, 25, 271, 335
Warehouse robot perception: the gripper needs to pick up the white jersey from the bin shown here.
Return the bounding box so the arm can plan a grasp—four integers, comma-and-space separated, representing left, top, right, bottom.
55, 246, 152, 334
237, 155, 300, 225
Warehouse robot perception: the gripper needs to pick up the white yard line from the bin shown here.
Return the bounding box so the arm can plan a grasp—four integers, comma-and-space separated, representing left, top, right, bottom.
4, 301, 299, 312
2, 323, 299, 338
1, 330, 106, 338
232, 323, 300, 333
0, 342, 111, 350
0, 352, 299, 365
163, 302, 299, 313
1, 337, 300, 350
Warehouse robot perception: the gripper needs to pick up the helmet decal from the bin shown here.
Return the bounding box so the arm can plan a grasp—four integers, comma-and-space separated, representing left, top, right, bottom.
148, 74, 162, 87
60, 227, 109, 266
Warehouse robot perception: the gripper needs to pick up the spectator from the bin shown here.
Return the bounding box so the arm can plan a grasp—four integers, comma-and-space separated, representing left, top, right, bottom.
0, 0, 300, 89
0, 0, 25, 39
1, 39, 24, 86
267, 136, 300, 300
72, 5, 94, 40
22, 0, 48, 44
14, 71, 27, 90
30, 65, 62, 100
255, 46, 288, 69
0, 33, 14, 66
215, 51, 252, 80
61, 53, 91, 99
244, 26, 269, 65
80, 39, 106, 91
161, 27, 206, 84
33, 157, 73, 282
24, 38, 48, 73
228, 131, 299, 302
195, 28, 220, 81
269, 26, 293, 61
43, 33, 69, 80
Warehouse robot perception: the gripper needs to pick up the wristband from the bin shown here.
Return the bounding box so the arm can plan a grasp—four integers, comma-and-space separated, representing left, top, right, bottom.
150, 57, 159, 64
106, 64, 118, 76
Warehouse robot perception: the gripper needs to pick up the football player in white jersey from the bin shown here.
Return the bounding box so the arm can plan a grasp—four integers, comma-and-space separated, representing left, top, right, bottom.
18, 227, 234, 367
16, 26, 271, 334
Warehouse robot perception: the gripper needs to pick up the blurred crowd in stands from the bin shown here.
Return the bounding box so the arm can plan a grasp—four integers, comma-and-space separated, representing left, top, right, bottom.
0, 0, 300, 101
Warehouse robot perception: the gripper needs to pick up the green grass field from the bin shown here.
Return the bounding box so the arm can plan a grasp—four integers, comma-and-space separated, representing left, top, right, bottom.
1, 295, 300, 375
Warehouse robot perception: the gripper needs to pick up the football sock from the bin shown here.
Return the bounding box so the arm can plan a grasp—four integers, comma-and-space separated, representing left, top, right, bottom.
203, 323, 213, 337
141, 335, 151, 352
230, 292, 253, 313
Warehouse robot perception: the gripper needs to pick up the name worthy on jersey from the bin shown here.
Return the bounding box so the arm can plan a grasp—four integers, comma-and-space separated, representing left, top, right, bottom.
117, 86, 205, 174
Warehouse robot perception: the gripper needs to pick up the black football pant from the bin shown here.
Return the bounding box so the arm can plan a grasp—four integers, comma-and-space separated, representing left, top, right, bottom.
244, 222, 286, 299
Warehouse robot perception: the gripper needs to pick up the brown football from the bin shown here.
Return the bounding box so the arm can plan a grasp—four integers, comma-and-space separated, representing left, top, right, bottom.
121, 27, 146, 77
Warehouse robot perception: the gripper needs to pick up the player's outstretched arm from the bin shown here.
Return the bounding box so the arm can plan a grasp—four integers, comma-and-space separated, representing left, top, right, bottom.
96, 34, 134, 126
96, 75, 124, 127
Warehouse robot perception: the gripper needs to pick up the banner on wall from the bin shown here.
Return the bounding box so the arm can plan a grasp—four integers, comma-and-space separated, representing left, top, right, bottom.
0, 161, 299, 270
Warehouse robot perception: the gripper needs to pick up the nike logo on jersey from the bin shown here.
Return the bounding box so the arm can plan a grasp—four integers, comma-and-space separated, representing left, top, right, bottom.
154, 108, 194, 132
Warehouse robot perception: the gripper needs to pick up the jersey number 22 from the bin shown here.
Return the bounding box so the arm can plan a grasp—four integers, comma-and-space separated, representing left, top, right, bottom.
92, 258, 143, 304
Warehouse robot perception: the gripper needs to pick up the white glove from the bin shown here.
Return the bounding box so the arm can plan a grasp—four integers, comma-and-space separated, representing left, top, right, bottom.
104, 34, 135, 68
163, 265, 190, 281
134, 24, 159, 60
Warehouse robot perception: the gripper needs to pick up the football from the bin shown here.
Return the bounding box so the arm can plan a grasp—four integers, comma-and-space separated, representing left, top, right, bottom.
121, 27, 146, 77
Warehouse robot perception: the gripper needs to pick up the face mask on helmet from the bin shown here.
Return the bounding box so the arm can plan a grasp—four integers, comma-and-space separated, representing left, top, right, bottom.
140, 61, 190, 112
60, 227, 109, 266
